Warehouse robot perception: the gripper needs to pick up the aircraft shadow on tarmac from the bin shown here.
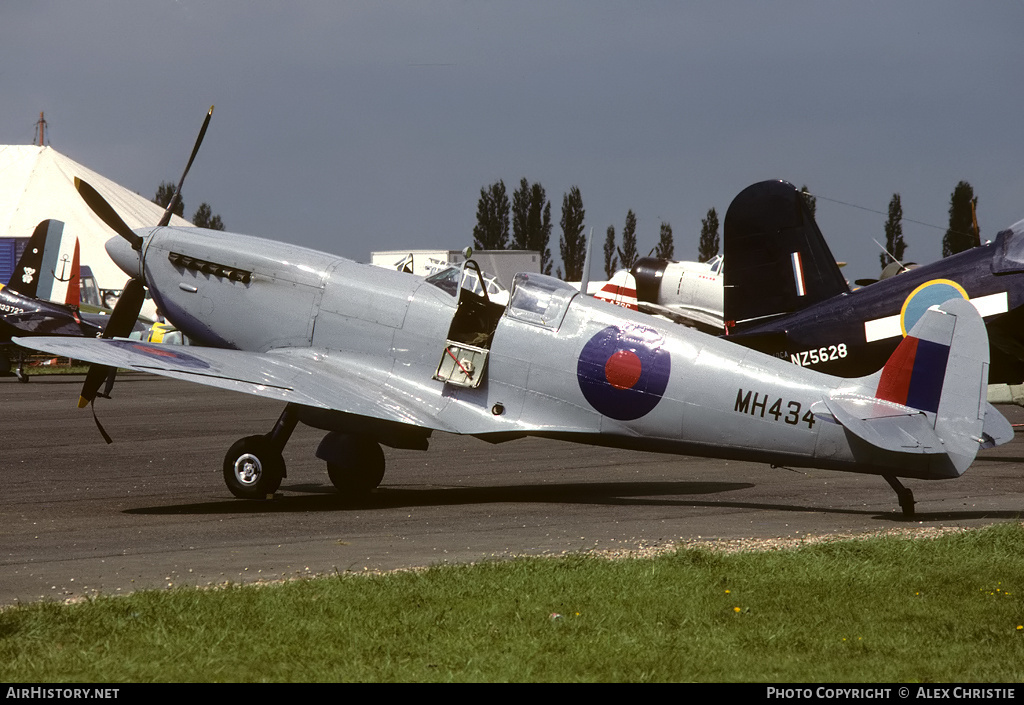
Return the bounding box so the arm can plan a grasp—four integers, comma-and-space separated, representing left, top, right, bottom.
975, 456, 1024, 463
122, 479, 1023, 522
124, 479, 750, 516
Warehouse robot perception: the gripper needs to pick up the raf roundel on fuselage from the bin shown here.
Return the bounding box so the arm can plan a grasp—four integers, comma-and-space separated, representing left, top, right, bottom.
576, 324, 671, 420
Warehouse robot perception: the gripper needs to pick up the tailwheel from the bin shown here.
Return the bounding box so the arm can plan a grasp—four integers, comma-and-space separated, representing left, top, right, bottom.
319, 432, 385, 495
223, 434, 285, 499
883, 475, 916, 518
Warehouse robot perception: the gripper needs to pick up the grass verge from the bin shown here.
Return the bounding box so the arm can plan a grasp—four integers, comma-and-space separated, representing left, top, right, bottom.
1, 523, 1022, 682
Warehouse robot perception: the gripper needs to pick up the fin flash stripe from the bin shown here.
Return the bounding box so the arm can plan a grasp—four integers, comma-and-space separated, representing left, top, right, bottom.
876, 336, 949, 413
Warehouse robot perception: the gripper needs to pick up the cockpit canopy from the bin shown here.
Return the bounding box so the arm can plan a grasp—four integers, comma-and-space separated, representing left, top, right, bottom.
505, 272, 577, 330
425, 265, 509, 304
992, 219, 1024, 274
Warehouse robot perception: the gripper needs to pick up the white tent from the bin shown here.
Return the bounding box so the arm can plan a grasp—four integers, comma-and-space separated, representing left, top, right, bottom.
0, 145, 189, 308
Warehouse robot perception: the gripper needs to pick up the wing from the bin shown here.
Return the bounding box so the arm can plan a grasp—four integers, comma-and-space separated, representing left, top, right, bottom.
14, 336, 462, 433
635, 300, 724, 335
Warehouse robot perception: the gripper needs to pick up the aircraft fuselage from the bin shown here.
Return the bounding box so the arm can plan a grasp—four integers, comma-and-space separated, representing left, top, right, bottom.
112, 226, 986, 483
0, 285, 103, 343
727, 230, 1024, 382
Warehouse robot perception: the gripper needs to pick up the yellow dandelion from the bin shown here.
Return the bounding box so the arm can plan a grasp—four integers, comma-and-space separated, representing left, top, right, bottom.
733, 607, 741, 613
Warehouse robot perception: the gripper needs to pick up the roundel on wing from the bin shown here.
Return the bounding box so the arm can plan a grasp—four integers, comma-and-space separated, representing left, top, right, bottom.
900, 279, 968, 336
108, 339, 212, 370
576, 325, 671, 420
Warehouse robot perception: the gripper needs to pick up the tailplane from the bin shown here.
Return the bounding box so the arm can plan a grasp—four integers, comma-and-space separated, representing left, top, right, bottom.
723, 180, 848, 332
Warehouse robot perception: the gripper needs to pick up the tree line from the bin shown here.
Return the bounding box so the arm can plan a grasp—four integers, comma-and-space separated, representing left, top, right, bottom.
474, 178, 984, 281
473, 178, 694, 281
829, 179, 979, 271
153, 181, 226, 230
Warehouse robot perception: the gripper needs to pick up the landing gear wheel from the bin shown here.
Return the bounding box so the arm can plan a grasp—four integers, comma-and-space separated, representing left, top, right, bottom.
223, 435, 285, 499
321, 433, 385, 495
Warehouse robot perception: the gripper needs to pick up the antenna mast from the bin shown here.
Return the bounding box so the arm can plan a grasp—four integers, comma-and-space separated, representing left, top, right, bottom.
34, 112, 48, 146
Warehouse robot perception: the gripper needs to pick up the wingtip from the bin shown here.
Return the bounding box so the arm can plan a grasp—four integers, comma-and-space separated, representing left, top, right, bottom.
77, 396, 90, 409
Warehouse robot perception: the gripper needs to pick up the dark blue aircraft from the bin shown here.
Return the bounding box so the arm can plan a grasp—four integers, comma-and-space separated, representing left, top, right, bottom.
0, 220, 105, 380
716, 180, 1024, 382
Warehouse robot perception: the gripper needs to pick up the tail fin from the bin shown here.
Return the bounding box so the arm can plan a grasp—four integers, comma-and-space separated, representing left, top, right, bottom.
593, 270, 639, 310
723, 180, 848, 331
821, 298, 1009, 477
64, 238, 81, 307
6, 220, 63, 297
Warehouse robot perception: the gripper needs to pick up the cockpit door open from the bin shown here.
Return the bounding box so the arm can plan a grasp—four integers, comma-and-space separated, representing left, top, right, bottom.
432, 259, 505, 388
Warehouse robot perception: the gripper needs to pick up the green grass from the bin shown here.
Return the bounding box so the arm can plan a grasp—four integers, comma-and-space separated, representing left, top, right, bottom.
2, 523, 1022, 682
23, 364, 90, 376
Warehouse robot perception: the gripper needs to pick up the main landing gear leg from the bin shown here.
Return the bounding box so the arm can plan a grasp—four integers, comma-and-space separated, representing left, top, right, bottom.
883, 475, 916, 517
223, 404, 299, 499
15, 352, 28, 383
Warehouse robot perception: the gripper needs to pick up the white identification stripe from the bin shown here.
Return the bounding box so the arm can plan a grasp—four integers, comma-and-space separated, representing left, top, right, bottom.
863, 315, 903, 343
791, 252, 806, 297
971, 290, 1009, 317
862, 291, 1009, 343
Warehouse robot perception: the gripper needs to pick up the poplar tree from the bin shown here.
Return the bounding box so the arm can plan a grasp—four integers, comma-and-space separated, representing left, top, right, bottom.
654, 221, 674, 260
558, 186, 586, 280
698, 207, 719, 263
942, 181, 977, 257
881, 193, 906, 269
603, 225, 618, 277
617, 210, 639, 270
472, 180, 510, 250
512, 178, 553, 274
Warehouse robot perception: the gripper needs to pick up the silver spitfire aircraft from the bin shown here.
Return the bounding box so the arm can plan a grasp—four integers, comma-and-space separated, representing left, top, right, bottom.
19, 117, 1013, 517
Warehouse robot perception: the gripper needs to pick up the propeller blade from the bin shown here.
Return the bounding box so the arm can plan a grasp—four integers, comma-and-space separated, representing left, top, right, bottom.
78, 278, 147, 408
103, 278, 146, 340
158, 105, 215, 227
75, 178, 144, 250
79, 365, 111, 409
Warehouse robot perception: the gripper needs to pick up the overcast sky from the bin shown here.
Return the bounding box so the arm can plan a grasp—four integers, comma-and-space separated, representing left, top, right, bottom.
2, 1, 1022, 284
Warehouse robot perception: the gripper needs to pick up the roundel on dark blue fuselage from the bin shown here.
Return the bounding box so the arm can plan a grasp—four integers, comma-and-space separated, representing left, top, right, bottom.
576, 325, 671, 420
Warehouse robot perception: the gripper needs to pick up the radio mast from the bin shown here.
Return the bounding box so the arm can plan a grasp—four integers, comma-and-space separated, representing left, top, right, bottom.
34, 112, 48, 146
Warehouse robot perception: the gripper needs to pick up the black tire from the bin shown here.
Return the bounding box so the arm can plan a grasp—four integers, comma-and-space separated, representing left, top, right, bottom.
223, 435, 284, 499
323, 434, 385, 494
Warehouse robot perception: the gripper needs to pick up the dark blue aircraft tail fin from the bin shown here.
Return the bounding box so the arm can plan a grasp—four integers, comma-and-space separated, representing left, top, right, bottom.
723, 181, 849, 333
6, 219, 63, 299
